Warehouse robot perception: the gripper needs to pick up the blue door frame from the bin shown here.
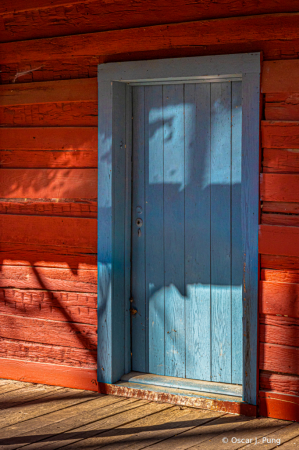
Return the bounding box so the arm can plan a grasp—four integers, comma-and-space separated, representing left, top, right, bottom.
97, 53, 261, 405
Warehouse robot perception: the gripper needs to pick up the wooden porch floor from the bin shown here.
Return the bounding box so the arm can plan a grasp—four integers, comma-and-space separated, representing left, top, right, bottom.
0, 379, 298, 449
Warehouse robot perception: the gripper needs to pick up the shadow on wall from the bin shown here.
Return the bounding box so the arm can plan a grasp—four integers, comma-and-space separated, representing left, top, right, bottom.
97, 82, 246, 382
0, 84, 244, 376
0, 134, 98, 367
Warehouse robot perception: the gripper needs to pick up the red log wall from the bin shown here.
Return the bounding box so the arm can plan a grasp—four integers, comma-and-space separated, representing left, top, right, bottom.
0, 0, 299, 420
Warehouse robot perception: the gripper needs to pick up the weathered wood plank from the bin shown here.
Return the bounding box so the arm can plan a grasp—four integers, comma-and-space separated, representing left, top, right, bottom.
262, 121, 299, 148
211, 81, 232, 384
261, 174, 299, 202
246, 421, 299, 448
0, 288, 97, 309
144, 85, 164, 376
260, 342, 299, 375
0, 200, 97, 218
0, 102, 98, 127
131, 86, 146, 373
0, 79, 97, 106
0, 220, 97, 267
2, 1, 299, 42
0, 250, 97, 269
188, 417, 287, 450
0, 150, 97, 168
124, 85, 132, 375
0, 397, 139, 450
0, 338, 97, 368
0, 56, 99, 85
263, 148, 299, 173
259, 224, 299, 257
260, 280, 299, 318
262, 202, 299, 215
262, 270, 299, 287
0, 127, 97, 150
261, 213, 299, 227
265, 93, 299, 121
0, 379, 13, 387
3, 0, 299, 19
163, 84, 185, 379
0, 0, 95, 14
141, 414, 251, 450
185, 82, 211, 381
0, 215, 97, 254
0, 384, 98, 428
0, 168, 97, 198
0, 314, 97, 349
0, 381, 29, 396
259, 391, 299, 422
0, 265, 97, 293
0, 359, 98, 391
1, 13, 299, 64
0, 287, 97, 324
261, 254, 299, 270
1, 41, 299, 86
260, 315, 299, 347
261, 269, 299, 283
0, 383, 63, 410
86, 407, 222, 450
260, 371, 299, 396
24, 402, 170, 450
262, 60, 299, 93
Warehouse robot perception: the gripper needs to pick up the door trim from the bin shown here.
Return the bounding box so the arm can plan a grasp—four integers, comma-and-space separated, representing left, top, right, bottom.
97, 52, 261, 405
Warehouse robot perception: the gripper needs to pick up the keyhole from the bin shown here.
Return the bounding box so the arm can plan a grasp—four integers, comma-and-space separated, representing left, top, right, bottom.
136, 218, 143, 227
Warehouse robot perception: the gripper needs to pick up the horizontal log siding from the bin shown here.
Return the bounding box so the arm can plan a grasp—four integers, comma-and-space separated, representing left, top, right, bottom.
0, 52, 98, 378
2, 14, 299, 65
0, 2, 299, 419
260, 59, 299, 420
1, 1, 299, 41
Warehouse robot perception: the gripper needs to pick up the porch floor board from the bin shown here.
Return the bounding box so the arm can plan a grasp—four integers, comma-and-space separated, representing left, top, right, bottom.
0, 379, 297, 449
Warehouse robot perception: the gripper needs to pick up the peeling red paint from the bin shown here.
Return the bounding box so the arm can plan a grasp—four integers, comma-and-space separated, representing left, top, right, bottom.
97, 383, 257, 417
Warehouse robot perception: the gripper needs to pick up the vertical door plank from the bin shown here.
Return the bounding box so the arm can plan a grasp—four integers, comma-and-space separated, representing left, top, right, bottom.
124, 84, 133, 375
211, 82, 232, 383
231, 81, 243, 385
132, 86, 146, 372
145, 85, 165, 375
163, 84, 186, 378
185, 83, 211, 381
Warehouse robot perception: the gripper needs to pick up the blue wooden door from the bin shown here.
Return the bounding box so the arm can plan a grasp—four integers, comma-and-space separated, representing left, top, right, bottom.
131, 81, 242, 385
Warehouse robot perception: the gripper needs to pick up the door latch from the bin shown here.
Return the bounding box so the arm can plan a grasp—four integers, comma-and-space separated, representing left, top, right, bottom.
129, 298, 137, 316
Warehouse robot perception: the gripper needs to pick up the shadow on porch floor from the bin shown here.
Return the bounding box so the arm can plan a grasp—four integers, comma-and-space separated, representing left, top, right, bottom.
0, 378, 298, 449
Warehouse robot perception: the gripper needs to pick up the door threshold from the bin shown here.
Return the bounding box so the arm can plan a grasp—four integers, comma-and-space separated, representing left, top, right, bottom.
121, 372, 242, 398
98, 379, 256, 417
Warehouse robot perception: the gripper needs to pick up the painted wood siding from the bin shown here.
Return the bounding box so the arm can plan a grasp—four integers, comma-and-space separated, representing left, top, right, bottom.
0, 76, 98, 388
259, 60, 299, 421
0, 0, 298, 419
